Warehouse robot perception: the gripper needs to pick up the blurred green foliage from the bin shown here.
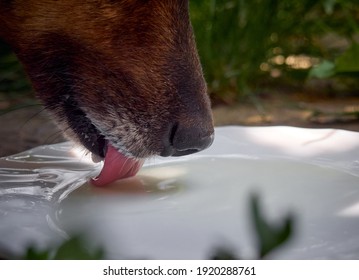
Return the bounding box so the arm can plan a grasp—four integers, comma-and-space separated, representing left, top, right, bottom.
250, 194, 293, 258
0, 39, 31, 95
190, 0, 359, 101
25, 235, 104, 260
310, 43, 359, 78
212, 193, 294, 260
0, 39, 34, 111
0, 1, 358, 104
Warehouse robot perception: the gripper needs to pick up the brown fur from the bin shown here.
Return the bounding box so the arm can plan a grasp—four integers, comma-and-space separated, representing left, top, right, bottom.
0, 0, 214, 158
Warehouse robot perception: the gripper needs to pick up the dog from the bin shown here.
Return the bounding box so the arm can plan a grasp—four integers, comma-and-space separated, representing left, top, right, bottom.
0, 0, 214, 185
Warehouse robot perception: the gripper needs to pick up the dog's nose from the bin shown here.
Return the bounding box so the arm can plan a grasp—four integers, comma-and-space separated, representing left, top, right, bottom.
160, 122, 214, 157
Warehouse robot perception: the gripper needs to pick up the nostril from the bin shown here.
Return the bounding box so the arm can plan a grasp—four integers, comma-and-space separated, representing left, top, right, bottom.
160, 122, 178, 157
172, 132, 214, 156
169, 121, 179, 147
160, 121, 214, 157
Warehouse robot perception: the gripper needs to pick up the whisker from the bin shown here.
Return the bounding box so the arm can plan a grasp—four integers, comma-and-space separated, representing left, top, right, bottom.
18, 106, 50, 131
0, 102, 41, 117
43, 126, 67, 146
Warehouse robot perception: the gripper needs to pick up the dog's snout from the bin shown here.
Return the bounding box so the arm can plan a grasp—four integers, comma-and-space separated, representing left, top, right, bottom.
161, 122, 214, 157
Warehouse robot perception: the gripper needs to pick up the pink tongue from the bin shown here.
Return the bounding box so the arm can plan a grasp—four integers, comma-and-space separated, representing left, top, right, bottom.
91, 144, 144, 187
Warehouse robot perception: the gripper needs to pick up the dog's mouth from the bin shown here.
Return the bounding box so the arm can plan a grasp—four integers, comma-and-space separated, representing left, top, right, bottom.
63, 96, 144, 186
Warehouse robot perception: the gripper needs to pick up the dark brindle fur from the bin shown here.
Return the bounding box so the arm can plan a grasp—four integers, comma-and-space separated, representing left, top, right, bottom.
0, 0, 214, 160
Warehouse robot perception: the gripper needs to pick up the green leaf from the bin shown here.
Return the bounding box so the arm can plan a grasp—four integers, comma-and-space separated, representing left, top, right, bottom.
323, 0, 337, 15
24, 247, 51, 260
210, 247, 238, 260
23, 236, 104, 260
335, 43, 359, 74
54, 236, 104, 260
308, 60, 336, 78
250, 194, 294, 258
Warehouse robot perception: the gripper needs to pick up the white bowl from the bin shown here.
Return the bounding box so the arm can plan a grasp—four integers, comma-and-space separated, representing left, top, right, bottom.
1, 126, 359, 259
